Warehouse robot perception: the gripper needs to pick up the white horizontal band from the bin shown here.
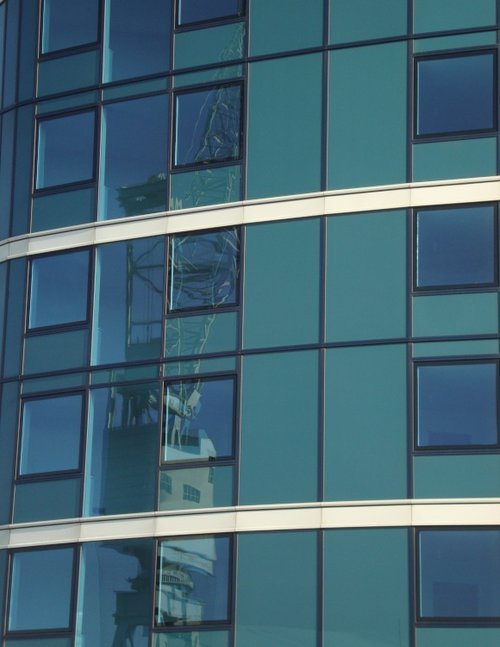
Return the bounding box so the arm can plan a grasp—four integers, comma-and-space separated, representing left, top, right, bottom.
2, 498, 500, 549
2, 176, 500, 262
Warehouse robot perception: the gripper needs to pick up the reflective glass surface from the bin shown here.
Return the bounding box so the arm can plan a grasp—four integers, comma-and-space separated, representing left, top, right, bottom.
20, 394, 82, 475
169, 229, 239, 311
156, 535, 230, 626
417, 363, 498, 447
29, 251, 89, 328
159, 465, 233, 510
13, 478, 81, 522
42, 0, 99, 53
178, 0, 242, 25
416, 206, 495, 287
8, 548, 74, 631
163, 378, 234, 462
36, 112, 95, 188
174, 85, 241, 166
419, 530, 500, 617
416, 53, 495, 136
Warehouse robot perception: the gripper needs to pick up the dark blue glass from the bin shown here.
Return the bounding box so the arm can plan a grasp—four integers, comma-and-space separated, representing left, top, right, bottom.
42, 0, 99, 53
416, 205, 495, 287
417, 53, 495, 136
175, 85, 241, 166
178, 0, 242, 25
419, 530, 500, 617
20, 394, 83, 475
29, 250, 89, 328
156, 535, 230, 626
169, 228, 239, 310
104, 0, 171, 82
417, 363, 498, 447
163, 378, 234, 461
8, 548, 74, 630
36, 111, 95, 189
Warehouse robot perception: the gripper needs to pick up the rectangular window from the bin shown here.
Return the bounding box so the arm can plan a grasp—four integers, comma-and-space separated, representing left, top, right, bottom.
183, 484, 200, 502
416, 362, 498, 448
418, 529, 500, 619
415, 205, 496, 289
41, 0, 100, 54
415, 51, 496, 137
173, 84, 242, 167
177, 0, 244, 27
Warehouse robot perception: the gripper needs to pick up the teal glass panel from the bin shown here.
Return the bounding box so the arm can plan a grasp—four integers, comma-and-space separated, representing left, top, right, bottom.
326, 210, 406, 342
99, 95, 168, 220
152, 632, 230, 647
0, 4, 6, 108
240, 351, 318, 504
0, 550, 6, 640
159, 465, 233, 510
5, 639, 72, 647
0, 109, 15, 238
175, 22, 244, 69
77, 539, 153, 646
164, 356, 237, 377
330, 0, 407, 43
166, 312, 238, 357
38, 50, 99, 96
413, 339, 500, 358
36, 90, 99, 114
4, 258, 27, 377
84, 383, 159, 515
173, 65, 242, 88
103, 78, 169, 100
11, 105, 34, 236
0, 383, 19, 523
416, 627, 500, 647
103, 0, 171, 83
236, 531, 317, 647
13, 478, 80, 522
328, 43, 407, 189
170, 165, 241, 209
22, 373, 87, 394
413, 138, 496, 181
9, 548, 74, 630
3, 0, 19, 108
92, 237, 164, 366
0, 262, 6, 373
413, 292, 498, 338
414, 31, 497, 52
247, 53, 322, 198
32, 187, 95, 231
414, 0, 496, 33
17, 0, 37, 102
243, 218, 320, 348
325, 345, 407, 500
178, 0, 242, 25
24, 329, 88, 374
91, 363, 159, 385
250, 0, 322, 55
42, 0, 99, 53
324, 529, 409, 647
414, 455, 500, 498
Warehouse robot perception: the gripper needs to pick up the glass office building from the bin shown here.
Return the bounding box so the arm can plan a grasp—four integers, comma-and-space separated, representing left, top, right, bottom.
0, 0, 499, 645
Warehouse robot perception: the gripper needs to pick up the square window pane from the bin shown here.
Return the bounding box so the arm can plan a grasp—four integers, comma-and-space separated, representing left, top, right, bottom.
36, 111, 95, 189
163, 378, 235, 462
8, 547, 74, 631
419, 530, 500, 618
29, 250, 89, 328
156, 535, 231, 626
178, 0, 243, 26
416, 205, 495, 287
20, 394, 83, 475
174, 85, 241, 166
417, 363, 498, 447
169, 228, 239, 311
416, 53, 495, 136
42, 0, 99, 53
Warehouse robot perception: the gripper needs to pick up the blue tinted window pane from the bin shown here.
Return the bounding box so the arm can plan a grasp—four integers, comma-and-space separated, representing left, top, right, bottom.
104, 0, 171, 82
42, 0, 99, 53
156, 535, 230, 626
417, 363, 498, 447
20, 394, 82, 475
29, 250, 89, 328
175, 85, 241, 166
417, 206, 495, 287
178, 0, 242, 25
419, 530, 500, 617
163, 378, 234, 461
417, 53, 494, 136
169, 229, 239, 311
36, 112, 95, 188
8, 548, 74, 630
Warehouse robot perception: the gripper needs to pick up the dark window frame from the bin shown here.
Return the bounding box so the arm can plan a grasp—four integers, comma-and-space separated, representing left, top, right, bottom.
38, 0, 102, 58
175, 0, 245, 29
